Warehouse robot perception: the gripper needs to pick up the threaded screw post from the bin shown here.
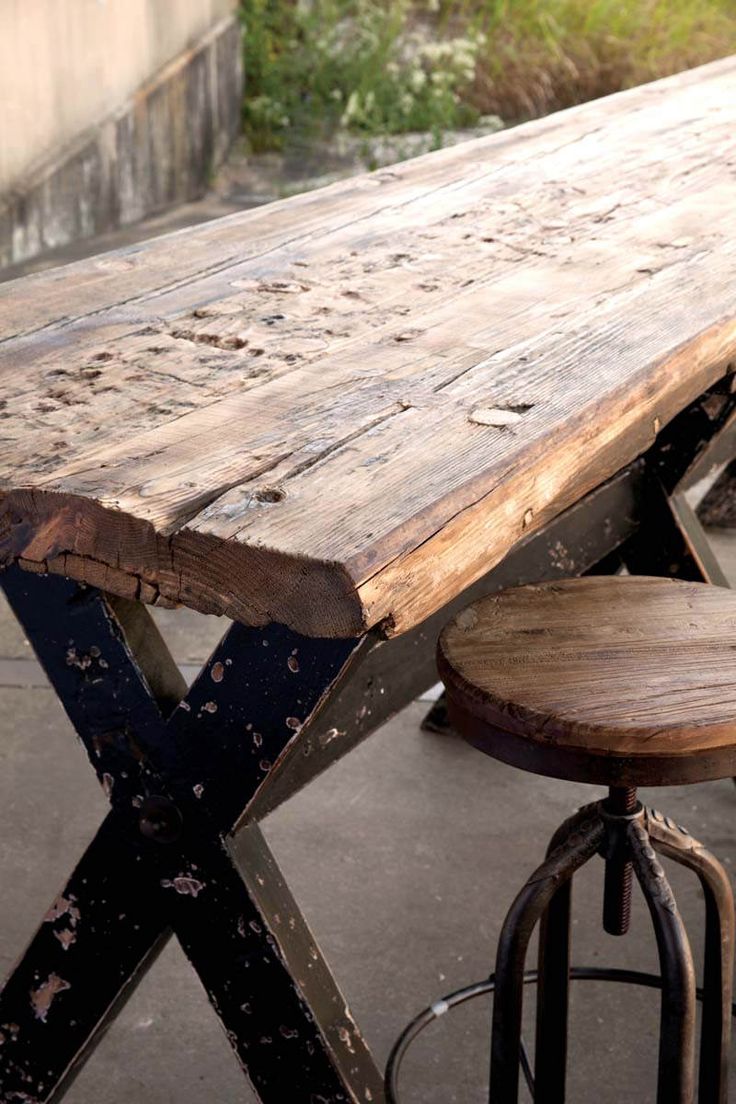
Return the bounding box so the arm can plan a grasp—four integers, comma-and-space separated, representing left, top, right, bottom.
602, 786, 638, 936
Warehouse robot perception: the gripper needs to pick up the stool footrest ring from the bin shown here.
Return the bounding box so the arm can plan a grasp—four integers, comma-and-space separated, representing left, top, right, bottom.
384, 966, 736, 1103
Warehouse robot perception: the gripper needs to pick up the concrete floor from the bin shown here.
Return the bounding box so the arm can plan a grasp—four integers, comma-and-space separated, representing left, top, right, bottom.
2, 538, 736, 1103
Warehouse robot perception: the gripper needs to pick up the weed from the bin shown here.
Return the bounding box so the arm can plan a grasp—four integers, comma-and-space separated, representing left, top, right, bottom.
239, 0, 736, 149
239, 0, 484, 149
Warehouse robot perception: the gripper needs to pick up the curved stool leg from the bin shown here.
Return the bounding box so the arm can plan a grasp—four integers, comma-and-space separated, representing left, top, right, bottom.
532, 809, 596, 1104
646, 809, 735, 1104
628, 817, 697, 1104
534, 879, 571, 1103
489, 809, 604, 1104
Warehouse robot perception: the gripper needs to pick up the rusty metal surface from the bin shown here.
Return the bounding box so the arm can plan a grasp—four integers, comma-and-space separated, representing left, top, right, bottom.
628, 814, 697, 1104
601, 786, 638, 937
387, 798, 734, 1104
489, 806, 605, 1102
647, 809, 736, 1103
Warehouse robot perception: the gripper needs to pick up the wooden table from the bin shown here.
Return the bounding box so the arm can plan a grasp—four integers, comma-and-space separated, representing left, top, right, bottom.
1, 55, 736, 1104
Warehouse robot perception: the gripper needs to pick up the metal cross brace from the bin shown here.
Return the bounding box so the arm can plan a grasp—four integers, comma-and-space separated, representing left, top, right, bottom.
0, 568, 383, 1104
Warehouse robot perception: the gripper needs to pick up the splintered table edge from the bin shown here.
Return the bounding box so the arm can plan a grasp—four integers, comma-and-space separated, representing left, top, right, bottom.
0, 488, 368, 638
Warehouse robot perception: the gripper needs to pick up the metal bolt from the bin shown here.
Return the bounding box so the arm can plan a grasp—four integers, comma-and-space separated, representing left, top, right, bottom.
138, 796, 182, 844
603, 787, 638, 936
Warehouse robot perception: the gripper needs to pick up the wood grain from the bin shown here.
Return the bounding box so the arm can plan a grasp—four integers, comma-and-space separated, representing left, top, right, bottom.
2, 57, 736, 636
438, 576, 736, 785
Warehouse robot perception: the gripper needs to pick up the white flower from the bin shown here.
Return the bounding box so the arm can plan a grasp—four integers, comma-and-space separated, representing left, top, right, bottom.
342, 90, 362, 125
399, 90, 415, 115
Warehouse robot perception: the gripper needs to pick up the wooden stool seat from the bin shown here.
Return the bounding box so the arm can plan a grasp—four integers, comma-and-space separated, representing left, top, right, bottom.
438, 575, 736, 787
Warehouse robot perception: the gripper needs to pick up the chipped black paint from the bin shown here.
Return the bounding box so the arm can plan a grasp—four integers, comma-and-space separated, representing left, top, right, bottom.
0, 569, 375, 1104
623, 379, 736, 581
0, 812, 167, 1103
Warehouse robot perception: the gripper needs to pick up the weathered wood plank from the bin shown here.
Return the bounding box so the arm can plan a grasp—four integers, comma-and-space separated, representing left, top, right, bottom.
438, 575, 736, 785
1, 58, 736, 636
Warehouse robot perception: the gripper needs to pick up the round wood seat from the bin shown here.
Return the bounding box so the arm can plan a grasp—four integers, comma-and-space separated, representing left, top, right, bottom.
438, 575, 736, 786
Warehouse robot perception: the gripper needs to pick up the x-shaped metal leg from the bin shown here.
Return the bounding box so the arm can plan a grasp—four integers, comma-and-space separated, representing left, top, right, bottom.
0, 566, 384, 1103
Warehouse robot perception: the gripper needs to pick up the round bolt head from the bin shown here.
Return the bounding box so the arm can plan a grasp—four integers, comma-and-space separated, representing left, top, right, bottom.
138, 796, 182, 844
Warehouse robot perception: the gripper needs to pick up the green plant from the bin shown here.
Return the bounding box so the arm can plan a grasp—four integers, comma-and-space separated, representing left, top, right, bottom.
239, 0, 736, 151
239, 0, 484, 150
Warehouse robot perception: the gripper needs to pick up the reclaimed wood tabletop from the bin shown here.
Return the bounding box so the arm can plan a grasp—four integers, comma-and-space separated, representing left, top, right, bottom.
1, 56, 736, 638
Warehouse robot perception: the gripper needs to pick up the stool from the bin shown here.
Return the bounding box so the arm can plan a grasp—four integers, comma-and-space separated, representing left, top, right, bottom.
389, 576, 736, 1104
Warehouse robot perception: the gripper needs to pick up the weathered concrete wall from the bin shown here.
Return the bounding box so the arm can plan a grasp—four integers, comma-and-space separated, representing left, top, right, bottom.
0, 1, 242, 267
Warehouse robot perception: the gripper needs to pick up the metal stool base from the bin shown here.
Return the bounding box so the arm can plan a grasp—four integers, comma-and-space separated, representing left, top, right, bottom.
385, 798, 735, 1104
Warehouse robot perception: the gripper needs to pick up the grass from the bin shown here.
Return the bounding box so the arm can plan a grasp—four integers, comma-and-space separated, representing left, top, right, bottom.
460, 0, 736, 120
239, 0, 736, 151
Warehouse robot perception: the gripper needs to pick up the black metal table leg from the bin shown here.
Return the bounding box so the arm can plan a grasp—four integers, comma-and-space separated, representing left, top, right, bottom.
0, 565, 384, 1104
151, 822, 380, 1101
622, 389, 736, 588
0, 812, 168, 1102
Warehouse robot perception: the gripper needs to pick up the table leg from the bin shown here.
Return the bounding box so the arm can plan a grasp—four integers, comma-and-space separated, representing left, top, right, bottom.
166, 822, 381, 1102
623, 390, 736, 586
0, 812, 168, 1102
0, 566, 384, 1104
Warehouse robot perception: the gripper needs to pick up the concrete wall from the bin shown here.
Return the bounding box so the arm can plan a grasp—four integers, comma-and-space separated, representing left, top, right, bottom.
0, 0, 237, 193
0, 0, 242, 266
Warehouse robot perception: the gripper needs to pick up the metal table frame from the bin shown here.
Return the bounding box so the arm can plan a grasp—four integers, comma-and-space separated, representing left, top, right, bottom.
1, 379, 734, 1104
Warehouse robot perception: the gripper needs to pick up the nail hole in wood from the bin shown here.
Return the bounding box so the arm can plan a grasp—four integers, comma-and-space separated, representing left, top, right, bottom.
254, 487, 286, 504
